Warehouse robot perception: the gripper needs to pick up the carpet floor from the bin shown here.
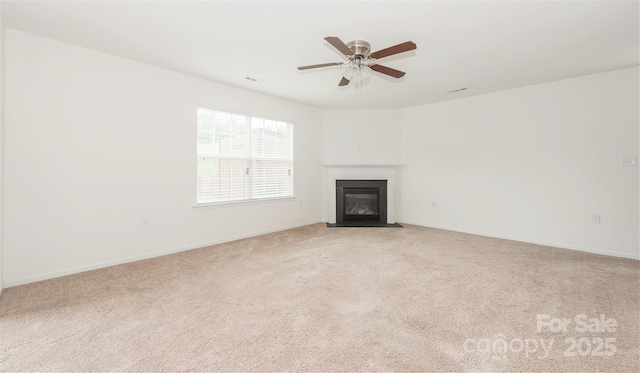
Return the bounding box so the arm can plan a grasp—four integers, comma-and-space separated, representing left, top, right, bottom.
1, 223, 638, 372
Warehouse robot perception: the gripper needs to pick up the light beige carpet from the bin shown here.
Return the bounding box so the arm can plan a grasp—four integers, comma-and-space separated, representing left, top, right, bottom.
1, 223, 638, 372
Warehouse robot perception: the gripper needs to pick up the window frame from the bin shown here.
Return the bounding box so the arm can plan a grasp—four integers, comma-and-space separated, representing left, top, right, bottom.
195, 107, 294, 207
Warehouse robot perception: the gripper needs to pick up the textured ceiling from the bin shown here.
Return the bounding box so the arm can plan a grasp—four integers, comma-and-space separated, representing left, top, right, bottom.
3, 1, 639, 108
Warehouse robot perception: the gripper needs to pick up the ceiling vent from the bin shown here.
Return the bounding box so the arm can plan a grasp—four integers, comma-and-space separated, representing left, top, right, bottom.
448, 87, 468, 93
244, 76, 264, 83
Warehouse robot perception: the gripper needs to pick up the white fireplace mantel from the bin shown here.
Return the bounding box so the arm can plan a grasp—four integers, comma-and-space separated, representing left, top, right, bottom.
325, 164, 400, 224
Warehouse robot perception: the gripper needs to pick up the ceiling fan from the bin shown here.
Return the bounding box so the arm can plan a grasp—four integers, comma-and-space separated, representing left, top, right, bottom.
298, 36, 417, 87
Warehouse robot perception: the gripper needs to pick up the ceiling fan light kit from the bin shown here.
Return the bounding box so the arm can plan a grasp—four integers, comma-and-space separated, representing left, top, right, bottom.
343, 64, 372, 88
298, 36, 417, 88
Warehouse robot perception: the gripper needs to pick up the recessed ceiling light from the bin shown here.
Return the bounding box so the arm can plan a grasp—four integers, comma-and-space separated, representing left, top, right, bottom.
448, 87, 468, 93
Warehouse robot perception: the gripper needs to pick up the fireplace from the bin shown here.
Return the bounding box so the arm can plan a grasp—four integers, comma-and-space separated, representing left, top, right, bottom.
325, 165, 401, 227
334, 179, 394, 226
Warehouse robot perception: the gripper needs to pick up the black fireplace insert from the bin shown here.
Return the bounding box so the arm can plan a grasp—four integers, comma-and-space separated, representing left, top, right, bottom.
335, 180, 388, 224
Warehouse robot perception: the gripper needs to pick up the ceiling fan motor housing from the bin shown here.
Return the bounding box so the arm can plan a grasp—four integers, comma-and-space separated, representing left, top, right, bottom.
346, 40, 371, 59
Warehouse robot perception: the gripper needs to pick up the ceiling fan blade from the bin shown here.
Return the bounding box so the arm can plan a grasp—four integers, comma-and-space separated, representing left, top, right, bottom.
370, 41, 417, 59
298, 62, 342, 70
324, 36, 354, 56
370, 64, 406, 79
338, 77, 350, 86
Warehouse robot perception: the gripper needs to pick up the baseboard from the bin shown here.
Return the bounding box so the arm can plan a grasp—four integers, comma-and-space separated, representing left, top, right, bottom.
402, 220, 640, 260
4, 220, 322, 288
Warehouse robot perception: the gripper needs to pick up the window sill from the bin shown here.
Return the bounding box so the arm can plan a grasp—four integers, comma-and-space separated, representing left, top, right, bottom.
193, 196, 296, 210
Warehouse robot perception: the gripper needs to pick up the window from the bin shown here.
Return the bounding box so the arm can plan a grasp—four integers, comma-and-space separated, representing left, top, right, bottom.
197, 108, 293, 204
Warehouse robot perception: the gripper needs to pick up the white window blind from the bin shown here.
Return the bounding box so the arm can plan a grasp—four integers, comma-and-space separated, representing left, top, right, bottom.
197, 108, 293, 204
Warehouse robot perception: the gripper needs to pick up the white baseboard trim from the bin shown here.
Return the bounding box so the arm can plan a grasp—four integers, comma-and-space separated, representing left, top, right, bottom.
4, 220, 322, 288
402, 220, 640, 261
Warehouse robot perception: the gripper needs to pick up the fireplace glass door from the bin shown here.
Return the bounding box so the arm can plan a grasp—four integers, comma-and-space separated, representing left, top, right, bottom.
344, 189, 379, 221
335, 179, 387, 224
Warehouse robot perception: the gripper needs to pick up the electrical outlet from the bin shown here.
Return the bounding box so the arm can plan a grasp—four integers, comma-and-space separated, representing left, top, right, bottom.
591, 213, 600, 224
416, 199, 421, 206
141, 217, 149, 227
620, 156, 637, 167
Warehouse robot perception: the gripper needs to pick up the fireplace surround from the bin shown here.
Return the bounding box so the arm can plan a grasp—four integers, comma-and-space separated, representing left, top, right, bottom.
325, 165, 401, 227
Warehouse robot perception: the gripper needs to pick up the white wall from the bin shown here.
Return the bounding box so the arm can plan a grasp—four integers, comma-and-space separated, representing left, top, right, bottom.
0, 4, 4, 294
320, 109, 401, 221
321, 109, 401, 165
401, 67, 639, 259
3, 29, 322, 286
